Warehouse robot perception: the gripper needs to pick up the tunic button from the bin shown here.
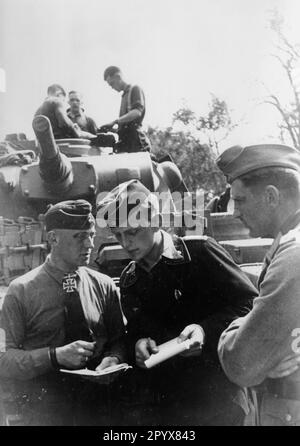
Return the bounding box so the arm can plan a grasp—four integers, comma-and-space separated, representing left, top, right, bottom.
286, 414, 292, 422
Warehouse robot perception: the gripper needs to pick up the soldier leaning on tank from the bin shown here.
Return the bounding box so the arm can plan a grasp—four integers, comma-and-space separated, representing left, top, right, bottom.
97, 179, 258, 426
0, 200, 126, 426
217, 144, 300, 426
102, 66, 152, 153
67, 90, 98, 135
35, 84, 96, 141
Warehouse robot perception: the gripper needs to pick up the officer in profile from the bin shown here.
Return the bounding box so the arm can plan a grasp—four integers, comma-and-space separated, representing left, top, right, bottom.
97, 179, 258, 425
102, 66, 152, 153
0, 199, 126, 425
217, 144, 300, 426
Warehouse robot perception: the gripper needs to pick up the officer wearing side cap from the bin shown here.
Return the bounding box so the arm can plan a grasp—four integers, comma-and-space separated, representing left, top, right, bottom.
0, 199, 126, 426
35, 84, 96, 140
97, 179, 258, 425
217, 144, 300, 425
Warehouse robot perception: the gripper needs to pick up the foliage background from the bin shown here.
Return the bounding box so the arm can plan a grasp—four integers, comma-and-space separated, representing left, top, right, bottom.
148, 96, 233, 200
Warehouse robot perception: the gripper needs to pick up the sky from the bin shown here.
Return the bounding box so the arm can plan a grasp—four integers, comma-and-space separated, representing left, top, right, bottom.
1, 0, 300, 150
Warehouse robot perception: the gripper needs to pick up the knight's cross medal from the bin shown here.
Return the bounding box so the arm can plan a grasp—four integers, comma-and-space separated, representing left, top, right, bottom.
63, 273, 78, 293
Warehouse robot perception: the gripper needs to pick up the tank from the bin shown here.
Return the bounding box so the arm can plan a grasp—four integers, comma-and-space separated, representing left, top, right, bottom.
0, 115, 267, 294
0, 115, 193, 287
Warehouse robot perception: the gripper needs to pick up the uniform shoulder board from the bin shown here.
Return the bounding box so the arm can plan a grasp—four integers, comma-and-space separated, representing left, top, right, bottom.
172, 235, 191, 263
119, 261, 138, 288
279, 228, 300, 246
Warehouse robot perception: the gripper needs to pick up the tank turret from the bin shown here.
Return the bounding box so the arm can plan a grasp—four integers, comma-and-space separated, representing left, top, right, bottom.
0, 114, 190, 285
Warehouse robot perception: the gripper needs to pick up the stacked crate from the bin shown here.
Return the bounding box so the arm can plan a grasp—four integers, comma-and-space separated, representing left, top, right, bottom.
0, 216, 48, 286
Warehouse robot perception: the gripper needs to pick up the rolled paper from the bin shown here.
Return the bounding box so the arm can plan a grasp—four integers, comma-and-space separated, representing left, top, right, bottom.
144, 337, 192, 369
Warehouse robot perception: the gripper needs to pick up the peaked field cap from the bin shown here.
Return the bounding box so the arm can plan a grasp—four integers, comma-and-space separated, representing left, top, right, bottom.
97, 179, 159, 227
217, 144, 300, 182
45, 199, 95, 231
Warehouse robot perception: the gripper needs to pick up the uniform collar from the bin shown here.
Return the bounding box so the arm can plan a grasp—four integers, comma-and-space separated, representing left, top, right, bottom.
137, 230, 190, 271
44, 255, 81, 284
120, 232, 191, 287
265, 209, 300, 263
279, 209, 300, 235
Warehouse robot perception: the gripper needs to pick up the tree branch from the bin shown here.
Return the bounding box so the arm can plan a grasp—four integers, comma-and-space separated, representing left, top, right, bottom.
265, 95, 299, 148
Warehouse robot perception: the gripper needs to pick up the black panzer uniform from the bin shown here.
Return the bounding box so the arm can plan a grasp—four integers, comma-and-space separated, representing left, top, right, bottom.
118, 232, 258, 426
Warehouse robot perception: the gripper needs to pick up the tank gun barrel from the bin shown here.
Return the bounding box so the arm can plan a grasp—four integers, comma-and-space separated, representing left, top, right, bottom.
32, 115, 73, 194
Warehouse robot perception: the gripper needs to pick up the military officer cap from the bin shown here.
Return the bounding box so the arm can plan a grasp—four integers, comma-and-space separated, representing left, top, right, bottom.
217, 144, 300, 183
97, 179, 159, 227
45, 199, 95, 231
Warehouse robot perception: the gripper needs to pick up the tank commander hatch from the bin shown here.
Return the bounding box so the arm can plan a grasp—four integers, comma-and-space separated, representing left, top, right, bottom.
0, 199, 126, 425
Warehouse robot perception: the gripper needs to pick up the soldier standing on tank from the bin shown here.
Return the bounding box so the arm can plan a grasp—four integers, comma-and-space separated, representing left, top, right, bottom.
67, 90, 98, 135
102, 66, 152, 153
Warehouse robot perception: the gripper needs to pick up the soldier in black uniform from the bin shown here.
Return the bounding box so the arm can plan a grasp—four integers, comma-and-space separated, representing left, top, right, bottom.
97, 179, 258, 425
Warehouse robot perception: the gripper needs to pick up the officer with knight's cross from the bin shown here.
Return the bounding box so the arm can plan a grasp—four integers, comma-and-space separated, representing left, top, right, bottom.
0, 199, 126, 425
